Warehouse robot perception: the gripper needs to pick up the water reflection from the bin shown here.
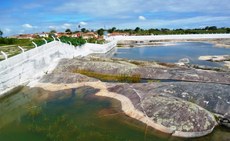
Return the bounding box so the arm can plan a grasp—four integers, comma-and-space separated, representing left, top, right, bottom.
0, 86, 229, 141
113, 42, 230, 67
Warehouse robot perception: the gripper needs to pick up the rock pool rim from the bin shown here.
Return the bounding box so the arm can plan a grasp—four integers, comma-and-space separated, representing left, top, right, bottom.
32, 82, 218, 138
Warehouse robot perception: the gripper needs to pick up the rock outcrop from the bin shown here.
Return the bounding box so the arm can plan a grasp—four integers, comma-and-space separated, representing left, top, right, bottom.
32, 56, 230, 137
199, 55, 230, 62
56, 57, 230, 84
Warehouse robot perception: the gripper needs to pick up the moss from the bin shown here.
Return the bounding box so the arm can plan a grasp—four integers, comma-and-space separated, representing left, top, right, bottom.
129, 60, 145, 66
147, 80, 161, 83
157, 62, 177, 67
74, 69, 141, 83
213, 114, 220, 122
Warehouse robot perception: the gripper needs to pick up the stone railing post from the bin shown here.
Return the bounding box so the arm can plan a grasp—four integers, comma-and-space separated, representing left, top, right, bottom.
52, 36, 56, 41
57, 37, 61, 42
32, 41, 37, 48
18, 46, 25, 53
42, 38, 48, 44
1, 51, 8, 60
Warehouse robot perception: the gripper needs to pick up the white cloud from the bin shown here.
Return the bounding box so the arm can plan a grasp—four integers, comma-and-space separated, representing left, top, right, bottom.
115, 16, 230, 29
22, 24, 38, 29
54, 0, 138, 16
79, 22, 87, 26
54, 0, 230, 17
48, 26, 56, 29
22, 24, 33, 28
138, 16, 146, 20
61, 23, 72, 29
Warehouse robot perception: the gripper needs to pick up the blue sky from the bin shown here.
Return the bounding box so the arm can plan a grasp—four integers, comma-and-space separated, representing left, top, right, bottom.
0, 0, 230, 36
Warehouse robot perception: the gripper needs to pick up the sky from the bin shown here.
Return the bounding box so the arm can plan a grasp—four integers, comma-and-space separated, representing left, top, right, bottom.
0, 0, 230, 36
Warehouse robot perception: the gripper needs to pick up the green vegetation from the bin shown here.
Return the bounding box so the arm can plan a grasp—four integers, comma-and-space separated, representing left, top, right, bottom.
87, 38, 105, 44
60, 36, 86, 46
106, 26, 230, 35
74, 69, 141, 83
0, 37, 54, 60
147, 80, 161, 83
0, 30, 3, 37
0, 37, 53, 47
97, 28, 104, 36
0, 36, 86, 60
81, 28, 88, 33
65, 28, 72, 33
27, 114, 80, 141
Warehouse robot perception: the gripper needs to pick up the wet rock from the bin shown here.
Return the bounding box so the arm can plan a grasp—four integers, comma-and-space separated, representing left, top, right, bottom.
219, 118, 230, 128
199, 55, 230, 62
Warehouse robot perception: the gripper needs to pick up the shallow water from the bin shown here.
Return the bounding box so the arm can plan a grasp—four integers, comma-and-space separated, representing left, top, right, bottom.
0, 86, 229, 141
113, 42, 230, 67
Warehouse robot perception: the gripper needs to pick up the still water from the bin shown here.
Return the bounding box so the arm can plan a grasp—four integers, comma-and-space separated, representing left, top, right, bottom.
0, 86, 229, 141
113, 42, 230, 67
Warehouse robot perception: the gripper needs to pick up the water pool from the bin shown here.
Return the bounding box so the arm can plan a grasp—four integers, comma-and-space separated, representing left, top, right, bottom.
113, 42, 230, 67
0, 86, 229, 141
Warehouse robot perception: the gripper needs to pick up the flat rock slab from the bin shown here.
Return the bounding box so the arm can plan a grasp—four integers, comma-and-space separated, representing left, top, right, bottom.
107, 83, 217, 135
57, 57, 230, 85
199, 55, 230, 62
143, 96, 216, 132
40, 72, 99, 84
107, 82, 230, 118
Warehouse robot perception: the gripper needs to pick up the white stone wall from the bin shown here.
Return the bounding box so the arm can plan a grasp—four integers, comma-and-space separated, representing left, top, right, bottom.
0, 40, 117, 95
107, 34, 230, 41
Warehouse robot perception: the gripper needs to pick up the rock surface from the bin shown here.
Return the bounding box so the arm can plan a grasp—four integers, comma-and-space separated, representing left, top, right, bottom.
40, 72, 98, 83
199, 55, 230, 62
107, 82, 230, 120
55, 57, 230, 84
35, 56, 230, 137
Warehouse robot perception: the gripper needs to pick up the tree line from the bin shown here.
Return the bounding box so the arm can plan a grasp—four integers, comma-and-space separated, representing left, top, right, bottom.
104, 26, 230, 35
0, 26, 230, 38
57, 26, 230, 36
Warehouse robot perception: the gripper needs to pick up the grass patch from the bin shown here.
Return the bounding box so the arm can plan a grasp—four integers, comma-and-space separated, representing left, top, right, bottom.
74, 69, 141, 83
157, 62, 177, 67
147, 80, 161, 83
129, 60, 145, 66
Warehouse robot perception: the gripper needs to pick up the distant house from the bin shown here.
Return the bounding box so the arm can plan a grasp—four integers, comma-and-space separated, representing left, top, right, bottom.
71, 32, 98, 39
16, 34, 37, 39
38, 32, 49, 38
108, 32, 128, 37
81, 32, 98, 39
71, 32, 82, 38
56, 32, 71, 37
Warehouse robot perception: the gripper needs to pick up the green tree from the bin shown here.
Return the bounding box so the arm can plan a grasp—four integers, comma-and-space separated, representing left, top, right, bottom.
134, 27, 141, 32
65, 29, 72, 33
50, 30, 57, 33
205, 26, 217, 31
81, 28, 87, 33
108, 27, 116, 33
0, 30, 3, 37
97, 28, 104, 36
